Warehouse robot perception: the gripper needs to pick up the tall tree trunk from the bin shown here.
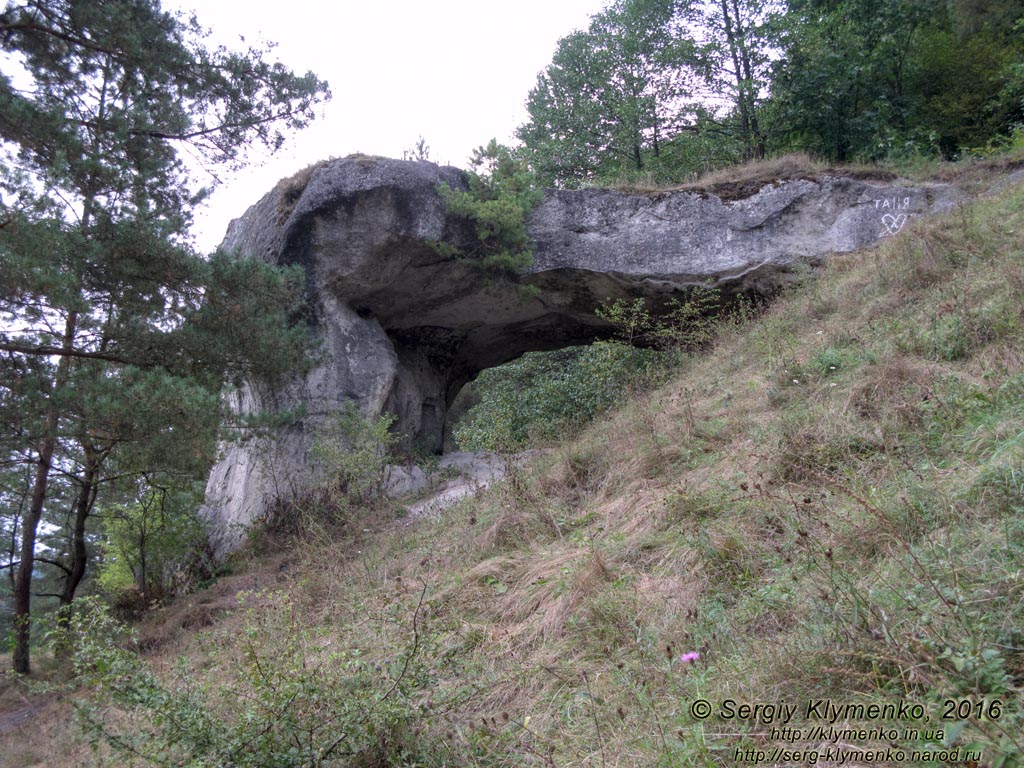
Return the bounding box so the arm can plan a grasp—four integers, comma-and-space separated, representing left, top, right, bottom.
730, 0, 766, 158
13, 311, 77, 674
718, 0, 750, 152
52, 448, 98, 657
720, 0, 763, 160
5, 488, 24, 594
135, 521, 149, 602
633, 141, 644, 171
11, 109, 100, 670
59, 446, 100, 608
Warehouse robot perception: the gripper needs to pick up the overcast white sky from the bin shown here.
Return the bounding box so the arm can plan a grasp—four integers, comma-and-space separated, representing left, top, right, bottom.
164, 0, 609, 251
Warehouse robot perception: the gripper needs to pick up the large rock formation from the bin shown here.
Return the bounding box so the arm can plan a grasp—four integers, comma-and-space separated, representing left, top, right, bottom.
201, 156, 961, 553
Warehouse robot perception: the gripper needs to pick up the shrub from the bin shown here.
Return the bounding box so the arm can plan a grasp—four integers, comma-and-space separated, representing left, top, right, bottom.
68, 592, 445, 767
97, 484, 211, 607
256, 403, 400, 543
595, 287, 756, 352
310, 401, 399, 504
453, 343, 664, 452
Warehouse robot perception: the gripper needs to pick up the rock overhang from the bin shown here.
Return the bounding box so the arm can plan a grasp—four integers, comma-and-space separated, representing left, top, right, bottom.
201, 156, 964, 555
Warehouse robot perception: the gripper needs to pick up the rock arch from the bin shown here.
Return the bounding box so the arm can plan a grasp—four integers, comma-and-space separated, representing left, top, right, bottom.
201, 157, 960, 553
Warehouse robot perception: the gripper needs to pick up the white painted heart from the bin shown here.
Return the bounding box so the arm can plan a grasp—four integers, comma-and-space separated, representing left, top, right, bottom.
881, 213, 908, 236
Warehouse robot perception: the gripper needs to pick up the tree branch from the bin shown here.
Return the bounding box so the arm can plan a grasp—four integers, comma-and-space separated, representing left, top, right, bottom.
0, 340, 134, 365
0, 21, 119, 57
127, 106, 312, 143
2, 556, 72, 575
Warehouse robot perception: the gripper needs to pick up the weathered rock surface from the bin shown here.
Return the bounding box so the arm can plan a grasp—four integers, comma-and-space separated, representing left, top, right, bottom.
201, 157, 962, 554
382, 451, 514, 505
399, 451, 521, 520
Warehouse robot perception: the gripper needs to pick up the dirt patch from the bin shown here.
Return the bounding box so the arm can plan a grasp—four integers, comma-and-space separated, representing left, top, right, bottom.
0, 698, 48, 736
135, 553, 294, 653
0, 694, 58, 737
686, 165, 900, 202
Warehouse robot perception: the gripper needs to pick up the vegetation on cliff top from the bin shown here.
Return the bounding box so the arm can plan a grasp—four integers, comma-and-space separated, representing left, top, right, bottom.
519, 0, 1024, 187
434, 140, 544, 277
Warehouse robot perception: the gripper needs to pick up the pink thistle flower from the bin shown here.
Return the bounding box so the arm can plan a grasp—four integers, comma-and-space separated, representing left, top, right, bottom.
679, 651, 700, 664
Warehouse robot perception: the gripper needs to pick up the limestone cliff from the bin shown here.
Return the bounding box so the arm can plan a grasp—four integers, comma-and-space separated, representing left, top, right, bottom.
201, 156, 961, 554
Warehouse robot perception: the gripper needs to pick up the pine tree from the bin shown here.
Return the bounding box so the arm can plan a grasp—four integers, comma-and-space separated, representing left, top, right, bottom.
0, 0, 329, 673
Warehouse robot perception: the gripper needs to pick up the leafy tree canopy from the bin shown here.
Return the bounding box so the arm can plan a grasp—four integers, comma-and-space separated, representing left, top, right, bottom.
518, 0, 696, 187
518, 0, 1024, 180
768, 0, 1024, 160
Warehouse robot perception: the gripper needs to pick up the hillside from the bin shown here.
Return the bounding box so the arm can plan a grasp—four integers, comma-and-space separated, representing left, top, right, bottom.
4, 166, 1024, 767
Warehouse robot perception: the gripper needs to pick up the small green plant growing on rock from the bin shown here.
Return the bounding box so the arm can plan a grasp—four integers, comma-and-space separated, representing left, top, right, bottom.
435, 140, 542, 276
311, 401, 399, 504
257, 403, 400, 542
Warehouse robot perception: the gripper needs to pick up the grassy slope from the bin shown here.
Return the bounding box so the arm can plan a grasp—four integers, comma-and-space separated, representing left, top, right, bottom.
5, 164, 1024, 767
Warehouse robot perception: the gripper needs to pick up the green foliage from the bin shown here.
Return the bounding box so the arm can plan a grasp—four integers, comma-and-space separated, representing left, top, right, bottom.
680, 0, 780, 160
806, 344, 861, 376
518, 0, 696, 186
310, 401, 400, 504
174, 253, 312, 389
519, 0, 1024, 179
453, 289, 748, 454
773, 0, 1024, 161
97, 484, 209, 605
0, 0, 328, 672
67, 592, 444, 767
436, 140, 541, 275
906, 25, 1020, 156
518, 0, 785, 185
595, 288, 733, 351
453, 343, 664, 453
595, 298, 655, 346
647, 111, 749, 178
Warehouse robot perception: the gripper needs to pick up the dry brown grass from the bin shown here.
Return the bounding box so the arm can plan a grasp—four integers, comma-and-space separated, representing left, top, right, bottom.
0, 696, 86, 768
608, 152, 905, 201
847, 355, 935, 421
134, 551, 295, 652
274, 152, 391, 221
273, 159, 330, 221
923, 148, 1024, 190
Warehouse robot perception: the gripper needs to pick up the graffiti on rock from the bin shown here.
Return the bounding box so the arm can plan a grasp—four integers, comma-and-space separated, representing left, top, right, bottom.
875, 197, 912, 237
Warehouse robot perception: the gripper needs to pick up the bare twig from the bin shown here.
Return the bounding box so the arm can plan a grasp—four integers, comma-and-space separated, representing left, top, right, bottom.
581, 670, 607, 768
383, 580, 428, 700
